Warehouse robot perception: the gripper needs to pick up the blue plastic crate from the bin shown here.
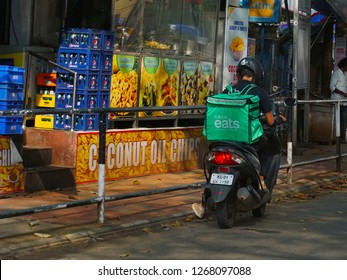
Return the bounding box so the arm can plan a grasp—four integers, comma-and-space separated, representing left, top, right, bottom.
55, 89, 74, 108
0, 66, 25, 85
102, 31, 114, 51
56, 70, 100, 91
54, 114, 72, 130
0, 87, 24, 101
101, 52, 113, 72
54, 113, 100, 131
59, 28, 102, 50
0, 100, 24, 110
0, 83, 23, 89
76, 91, 98, 109
0, 116, 23, 134
99, 91, 110, 108
57, 48, 101, 71
99, 73, 111, 90
74, 114, 99, 131
55, 89, 99, 109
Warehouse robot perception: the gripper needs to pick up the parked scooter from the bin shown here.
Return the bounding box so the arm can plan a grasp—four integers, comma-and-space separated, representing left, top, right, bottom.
201, 96, 297, 228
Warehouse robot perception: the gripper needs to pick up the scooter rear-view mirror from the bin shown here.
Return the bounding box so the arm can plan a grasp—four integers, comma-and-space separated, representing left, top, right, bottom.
284, 97, 297, 107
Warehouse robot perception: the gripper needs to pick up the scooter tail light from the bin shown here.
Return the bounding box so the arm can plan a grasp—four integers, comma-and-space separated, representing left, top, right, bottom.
207, 151, 243, 165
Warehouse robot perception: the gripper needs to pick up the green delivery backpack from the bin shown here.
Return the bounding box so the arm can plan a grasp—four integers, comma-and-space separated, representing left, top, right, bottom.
203, 84, 264, 144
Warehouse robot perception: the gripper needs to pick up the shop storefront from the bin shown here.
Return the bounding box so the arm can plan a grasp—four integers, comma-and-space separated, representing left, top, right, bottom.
0, 0, 221, 192
1, 0, 347, 193
109, 0, 219, 128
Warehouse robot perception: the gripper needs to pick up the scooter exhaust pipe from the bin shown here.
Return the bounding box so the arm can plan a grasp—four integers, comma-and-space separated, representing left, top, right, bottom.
237, 186, 261, 205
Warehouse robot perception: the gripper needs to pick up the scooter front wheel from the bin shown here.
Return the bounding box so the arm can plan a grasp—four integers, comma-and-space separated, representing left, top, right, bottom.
215, 194, 236, 229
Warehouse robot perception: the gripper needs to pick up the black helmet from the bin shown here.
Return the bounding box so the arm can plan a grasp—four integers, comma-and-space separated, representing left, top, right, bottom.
237, 57, 264, 85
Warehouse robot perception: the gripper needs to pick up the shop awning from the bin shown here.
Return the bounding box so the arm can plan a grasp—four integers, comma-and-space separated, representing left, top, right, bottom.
312, 0, 347, 23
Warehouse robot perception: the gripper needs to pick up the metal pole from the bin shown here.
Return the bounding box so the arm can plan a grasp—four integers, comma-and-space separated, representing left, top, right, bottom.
292, 0, 299, 148
286, 104, 293, 184
335, 102, 342, 172
97, 111, 107, 223
260, 24, 265, 65
286, 142, 293, 184
62, 0, 68, 28
23, 51, 32, 131
71, 71, 77, 131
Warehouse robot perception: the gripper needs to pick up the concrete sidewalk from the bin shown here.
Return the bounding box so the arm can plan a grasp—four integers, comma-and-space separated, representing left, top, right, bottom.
1, 143, 347, 258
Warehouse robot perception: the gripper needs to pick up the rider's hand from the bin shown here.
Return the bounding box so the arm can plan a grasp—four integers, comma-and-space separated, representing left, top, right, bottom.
272, 114, 286, 127
278, 114, 286, 122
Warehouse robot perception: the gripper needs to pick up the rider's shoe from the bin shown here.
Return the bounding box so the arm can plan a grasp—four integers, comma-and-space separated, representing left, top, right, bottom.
192, 203, 205, 219
260, 180, 269, 192
258, 180, 272, 202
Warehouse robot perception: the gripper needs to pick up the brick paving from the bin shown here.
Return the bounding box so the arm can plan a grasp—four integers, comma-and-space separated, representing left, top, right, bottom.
1, 143, 347, 258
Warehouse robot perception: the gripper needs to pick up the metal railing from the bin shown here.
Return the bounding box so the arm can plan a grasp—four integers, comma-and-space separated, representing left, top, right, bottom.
2, 51, 347, 223
25, 51, 79, 130
0, 105, 206, 223
283, 99, 347, 184
0, 99, 346, 223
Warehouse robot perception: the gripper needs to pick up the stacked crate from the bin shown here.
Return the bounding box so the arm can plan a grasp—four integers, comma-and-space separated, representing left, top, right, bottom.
34, 72, 57, 129
0, 66, 25, 134
55, 28, 114, 131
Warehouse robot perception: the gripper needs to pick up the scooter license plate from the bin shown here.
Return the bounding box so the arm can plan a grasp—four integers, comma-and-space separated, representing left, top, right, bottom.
210, 173, 234, 185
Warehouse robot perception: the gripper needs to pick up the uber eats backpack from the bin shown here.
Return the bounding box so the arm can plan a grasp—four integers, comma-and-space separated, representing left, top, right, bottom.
203, 84, 264, 144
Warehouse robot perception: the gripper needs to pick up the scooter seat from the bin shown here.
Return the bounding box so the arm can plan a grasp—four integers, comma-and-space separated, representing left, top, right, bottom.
209, 141, 258, 157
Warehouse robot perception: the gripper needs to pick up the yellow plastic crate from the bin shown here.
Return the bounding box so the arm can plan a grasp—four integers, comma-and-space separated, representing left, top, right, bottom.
35, 115, 54, 129
36, 94, 55, 108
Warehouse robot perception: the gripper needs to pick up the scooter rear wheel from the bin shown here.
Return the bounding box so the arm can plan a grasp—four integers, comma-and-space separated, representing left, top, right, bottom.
215, 195, 236, 229
203, 189, 216, 211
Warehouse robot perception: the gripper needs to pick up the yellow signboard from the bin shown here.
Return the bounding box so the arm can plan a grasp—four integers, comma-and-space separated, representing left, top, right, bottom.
75, 127, 203, 183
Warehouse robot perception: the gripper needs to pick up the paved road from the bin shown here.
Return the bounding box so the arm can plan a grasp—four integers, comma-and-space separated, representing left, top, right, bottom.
11, 188, 347, 260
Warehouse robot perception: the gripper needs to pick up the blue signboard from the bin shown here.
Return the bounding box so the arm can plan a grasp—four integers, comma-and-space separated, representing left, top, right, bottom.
242, 0, 281, 23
